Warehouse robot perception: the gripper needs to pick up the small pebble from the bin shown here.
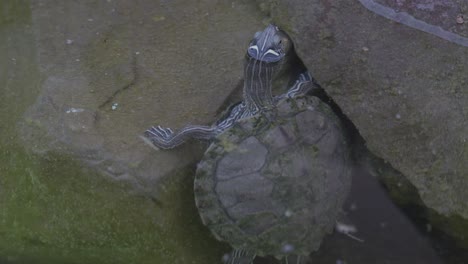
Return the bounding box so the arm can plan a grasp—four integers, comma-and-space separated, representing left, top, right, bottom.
111, 103, 118, 110
153, 15, 166, 22
395, 113, 401, 119
66, 39, 73, 45
456, 14, 464, 24
66, 108, 84, 114
362, 46, 369, 52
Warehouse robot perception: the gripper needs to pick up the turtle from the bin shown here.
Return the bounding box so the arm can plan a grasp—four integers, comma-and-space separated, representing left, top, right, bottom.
142, 24, 314, 149
193, 95, 351, 264
143, 25, 351, 263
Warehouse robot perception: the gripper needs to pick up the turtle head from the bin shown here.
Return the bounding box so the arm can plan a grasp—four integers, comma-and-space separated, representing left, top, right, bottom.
247, 24, 292, 63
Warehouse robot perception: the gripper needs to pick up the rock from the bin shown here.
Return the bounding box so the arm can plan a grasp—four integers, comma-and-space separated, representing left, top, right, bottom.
19, 0, 266, 193
256, 0, 468, 219
3, 1, 270, 263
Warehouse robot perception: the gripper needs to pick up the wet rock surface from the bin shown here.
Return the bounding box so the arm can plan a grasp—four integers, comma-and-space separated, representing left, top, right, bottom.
1, 3, 228, 261
19, 0, 265, 193
357, 0, 468, 46
256, 0, 468, 223
374, 0, 468, 37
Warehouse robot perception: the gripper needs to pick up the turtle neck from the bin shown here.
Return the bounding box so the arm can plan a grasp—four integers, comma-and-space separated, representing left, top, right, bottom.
242, 56, 279, 115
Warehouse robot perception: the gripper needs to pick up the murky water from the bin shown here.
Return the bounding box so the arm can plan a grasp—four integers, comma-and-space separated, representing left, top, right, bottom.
1, 1, 467, 264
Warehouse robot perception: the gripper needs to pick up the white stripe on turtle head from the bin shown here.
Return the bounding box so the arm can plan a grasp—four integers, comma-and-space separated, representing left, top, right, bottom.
247, 24, 283, 63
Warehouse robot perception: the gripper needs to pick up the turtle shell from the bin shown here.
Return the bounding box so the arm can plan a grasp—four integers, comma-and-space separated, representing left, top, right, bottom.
194, 96, 351, 258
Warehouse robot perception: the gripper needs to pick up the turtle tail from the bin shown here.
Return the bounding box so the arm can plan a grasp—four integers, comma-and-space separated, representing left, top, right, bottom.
223, 249, 256, 264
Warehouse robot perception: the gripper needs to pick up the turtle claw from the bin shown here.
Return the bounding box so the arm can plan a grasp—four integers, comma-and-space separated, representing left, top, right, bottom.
142, 125, 179, 149
152, 126, 174, 140
146, 126, 174, 140
156, 126, 174, 138
144, 126, 161, 137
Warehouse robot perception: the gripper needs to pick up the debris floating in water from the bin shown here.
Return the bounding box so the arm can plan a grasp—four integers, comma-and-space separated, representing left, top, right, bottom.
335, 221, 364, 242
66, 108, 84, 114
281, 243, 295, 253
221, 253, 230, 263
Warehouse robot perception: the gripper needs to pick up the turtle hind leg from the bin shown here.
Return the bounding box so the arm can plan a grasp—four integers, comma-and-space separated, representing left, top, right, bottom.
223, 249, 256, 264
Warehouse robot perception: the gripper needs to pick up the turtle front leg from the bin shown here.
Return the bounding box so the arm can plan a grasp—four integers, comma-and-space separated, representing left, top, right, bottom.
142, 102, 248, 150
223, 249, 256, 264
285, 71, 318, 99
142, 124, 218, 150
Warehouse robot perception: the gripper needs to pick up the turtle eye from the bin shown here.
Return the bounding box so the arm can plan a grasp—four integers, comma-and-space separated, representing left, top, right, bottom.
273, 35, 281, 44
